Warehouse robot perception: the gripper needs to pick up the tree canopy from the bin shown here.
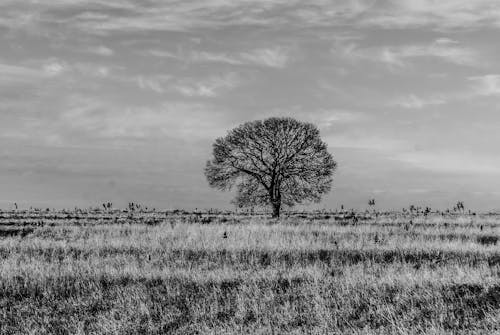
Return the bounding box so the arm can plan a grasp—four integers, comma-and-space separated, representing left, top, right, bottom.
205, 117, 337, 217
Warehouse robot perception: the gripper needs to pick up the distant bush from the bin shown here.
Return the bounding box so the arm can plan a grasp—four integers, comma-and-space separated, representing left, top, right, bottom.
476, 235, 498, 246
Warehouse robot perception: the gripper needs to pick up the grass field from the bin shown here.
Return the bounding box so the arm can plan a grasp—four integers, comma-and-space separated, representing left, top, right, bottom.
0, 209, 499, 334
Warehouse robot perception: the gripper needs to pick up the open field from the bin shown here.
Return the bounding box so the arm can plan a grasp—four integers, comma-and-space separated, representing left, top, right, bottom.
1, 209, 499, 334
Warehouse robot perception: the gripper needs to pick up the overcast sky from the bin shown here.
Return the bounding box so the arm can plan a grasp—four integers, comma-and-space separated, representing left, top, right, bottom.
2, 0, 500, 210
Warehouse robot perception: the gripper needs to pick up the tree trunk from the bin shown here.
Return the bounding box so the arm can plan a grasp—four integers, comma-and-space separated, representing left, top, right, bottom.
271, 201, 281, 218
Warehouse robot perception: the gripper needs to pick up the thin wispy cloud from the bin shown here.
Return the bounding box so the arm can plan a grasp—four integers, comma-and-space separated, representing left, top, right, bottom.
137, 75, 171, 94
174, 73, 241, 97
0, 59, 112, 87
144, 50, 179, 59
86, 46, 114, 57
319, 110, 366, 126
469, 75, 500, 96
43, 60, 67, 76
59, 96, 230, 141
137, 73, 241, 97
361, 0, 500, 30
190, 52, 243, 65
389, 75, 500, 109
259, 108, 366, 131
395, 151, 500, 175
3, 0, 500, 39
385, 39, 480, 67
71, 1, 374, 33
148, 47, 292, 69
73, 63, 110, 78
0, 63, 46, 83
337, 38, 482, 68
326, 135, 406, 152
391, 94, 446, 109
0, 0, 376, 36
239, 47, 291, 68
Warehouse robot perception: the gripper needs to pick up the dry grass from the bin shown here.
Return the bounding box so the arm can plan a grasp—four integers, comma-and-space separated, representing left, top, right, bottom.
0, 210, 499, 334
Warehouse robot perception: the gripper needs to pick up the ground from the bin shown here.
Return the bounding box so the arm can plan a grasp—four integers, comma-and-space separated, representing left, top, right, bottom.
0, 209, 499, 334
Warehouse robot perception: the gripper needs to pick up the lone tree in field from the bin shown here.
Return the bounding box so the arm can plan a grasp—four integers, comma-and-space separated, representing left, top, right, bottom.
205, 117, 337, 218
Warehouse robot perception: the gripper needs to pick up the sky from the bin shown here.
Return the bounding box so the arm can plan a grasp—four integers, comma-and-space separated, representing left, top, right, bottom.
2, 0, 500, 211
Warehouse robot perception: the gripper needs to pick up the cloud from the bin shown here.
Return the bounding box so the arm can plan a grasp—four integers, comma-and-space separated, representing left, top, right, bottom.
148, 47, 292, 69
1, 94, 228, 145
239, 47, 290, 68
394, 151, 500, 174
469, 75, 500, 96
137, 75, 171, 93
3, 0, 500, 211
337, 38, 481, 68
388, 39, 480, 67
318, 110, 365, 126
0, 63, 45, 83
326, 135, 406, 152
86, 46, 114, 56
388, 74, 500, 109
361, 0, 500, 30
0, 59, 115, 87
144, 50, 180, 59
290, 0, 375, 26
3, 0, 500, 39
0, 59, 69, 86
0, 0, 376, 36
174, 73, 241, 97
390, 94, 446, 109
43, 60, 67, 76
58, 96, 230, 141
258, 107, 366, 129
72, 63, 111, 77
43, 60, 112, 79
137, 72, 241, 97
189, 52, 243, 65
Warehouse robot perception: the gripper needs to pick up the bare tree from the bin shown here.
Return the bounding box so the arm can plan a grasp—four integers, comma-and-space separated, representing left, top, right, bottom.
205, 117, 337, 218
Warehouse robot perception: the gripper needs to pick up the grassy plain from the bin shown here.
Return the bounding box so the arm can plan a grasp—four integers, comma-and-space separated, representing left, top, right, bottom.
0, 210, 499, 334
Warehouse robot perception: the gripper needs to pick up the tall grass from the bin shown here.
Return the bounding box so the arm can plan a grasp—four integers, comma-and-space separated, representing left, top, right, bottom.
0, 212, 499, 334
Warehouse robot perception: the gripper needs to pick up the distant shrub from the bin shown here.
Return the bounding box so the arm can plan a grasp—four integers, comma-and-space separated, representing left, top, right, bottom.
476, 235, 499, 246
0, 227, 34, 238
200, 216, 215, 224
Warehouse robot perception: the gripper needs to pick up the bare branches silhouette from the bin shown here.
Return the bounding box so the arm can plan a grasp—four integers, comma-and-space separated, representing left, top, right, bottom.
205, 117, 336, 217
